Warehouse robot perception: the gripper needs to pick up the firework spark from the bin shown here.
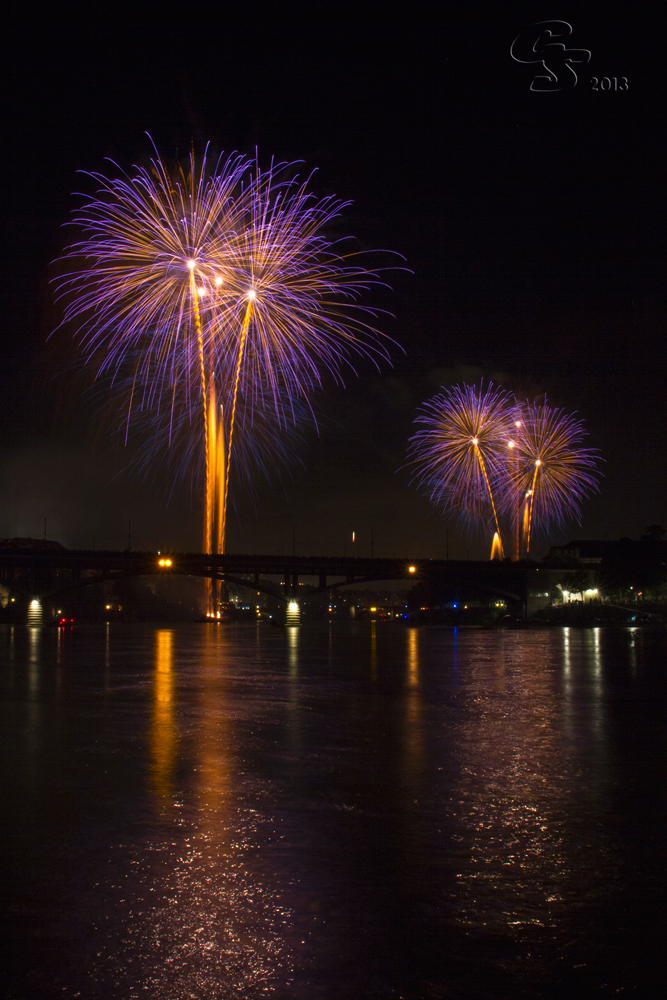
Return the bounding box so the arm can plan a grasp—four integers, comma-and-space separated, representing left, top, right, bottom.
409, 384, 602, 559
408, 383, 516, 555
55, 142, 249, 417
506, 399, 602, 556
55, 142, 394, 610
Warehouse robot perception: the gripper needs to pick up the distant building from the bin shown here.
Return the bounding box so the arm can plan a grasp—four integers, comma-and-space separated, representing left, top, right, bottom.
548, 537, 667, 567
0, 537, 66, 552
547, 540, 615, 565
547, 537, 667, 595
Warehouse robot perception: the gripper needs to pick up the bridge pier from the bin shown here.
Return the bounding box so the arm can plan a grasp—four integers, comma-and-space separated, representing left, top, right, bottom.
27, 598, 44, 626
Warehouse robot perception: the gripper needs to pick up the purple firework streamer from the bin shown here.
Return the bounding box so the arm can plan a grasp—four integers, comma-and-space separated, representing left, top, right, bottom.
53, 142, 397, 485
408, 382, 516, 538
409, 384, 603, 555
505, 398, 603, 552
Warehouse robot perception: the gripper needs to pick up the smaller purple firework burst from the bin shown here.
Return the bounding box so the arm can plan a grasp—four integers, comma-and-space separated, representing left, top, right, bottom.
408, 383, 603, 548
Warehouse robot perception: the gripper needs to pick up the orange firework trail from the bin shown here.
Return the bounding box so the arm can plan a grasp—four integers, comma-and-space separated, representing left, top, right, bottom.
221, 297, 254, 552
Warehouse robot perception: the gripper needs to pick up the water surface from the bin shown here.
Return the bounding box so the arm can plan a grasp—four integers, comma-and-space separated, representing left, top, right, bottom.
1, 622, 666, 998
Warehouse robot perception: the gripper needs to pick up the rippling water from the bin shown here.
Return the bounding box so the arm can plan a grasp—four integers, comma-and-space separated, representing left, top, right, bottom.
1, 622, 666, 998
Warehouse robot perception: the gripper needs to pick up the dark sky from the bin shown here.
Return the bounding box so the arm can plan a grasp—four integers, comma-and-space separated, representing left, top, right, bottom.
0, 3, 664, 558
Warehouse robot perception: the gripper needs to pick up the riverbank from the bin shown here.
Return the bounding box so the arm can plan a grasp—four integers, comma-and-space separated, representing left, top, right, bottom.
528, 602, 667, 627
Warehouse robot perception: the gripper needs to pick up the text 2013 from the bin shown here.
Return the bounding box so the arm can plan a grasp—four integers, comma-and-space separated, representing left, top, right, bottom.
591, 77, 628, 91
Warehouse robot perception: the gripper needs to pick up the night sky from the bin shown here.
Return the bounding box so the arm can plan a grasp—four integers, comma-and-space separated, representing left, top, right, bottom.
1, 4, 664, 559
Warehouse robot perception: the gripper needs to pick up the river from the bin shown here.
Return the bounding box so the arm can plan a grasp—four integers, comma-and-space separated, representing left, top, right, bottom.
1, 622, 666, 998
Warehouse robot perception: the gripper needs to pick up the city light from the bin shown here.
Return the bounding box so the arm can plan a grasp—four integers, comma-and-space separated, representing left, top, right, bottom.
158, 558, 172, 568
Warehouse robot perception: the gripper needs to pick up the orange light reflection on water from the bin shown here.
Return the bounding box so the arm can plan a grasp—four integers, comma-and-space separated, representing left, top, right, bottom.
370, 620, 377, 678
403, 627, 423, 785
150, 629, 176, 803
118, 627, 295, 996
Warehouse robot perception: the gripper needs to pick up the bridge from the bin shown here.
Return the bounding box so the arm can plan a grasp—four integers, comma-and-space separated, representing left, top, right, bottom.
0, 546, 574, 614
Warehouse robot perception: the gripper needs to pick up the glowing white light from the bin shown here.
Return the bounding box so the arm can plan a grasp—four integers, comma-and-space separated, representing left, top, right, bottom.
187, 260, 195, 270
197, 287, 206, 296
248, 289, 256, 300
535, 459, 542, 466
215, 276, 223, 286
471, 437, 478, 445
508, 440, 515, 448
288, 601, 299, 612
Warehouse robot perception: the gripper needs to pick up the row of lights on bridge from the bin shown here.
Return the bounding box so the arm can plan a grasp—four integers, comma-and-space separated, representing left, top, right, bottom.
157, 558, 416, 573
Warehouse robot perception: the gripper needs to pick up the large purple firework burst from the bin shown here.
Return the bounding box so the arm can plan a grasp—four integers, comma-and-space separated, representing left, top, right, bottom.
53, 141, 395, 562
55, 142, 392, 434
